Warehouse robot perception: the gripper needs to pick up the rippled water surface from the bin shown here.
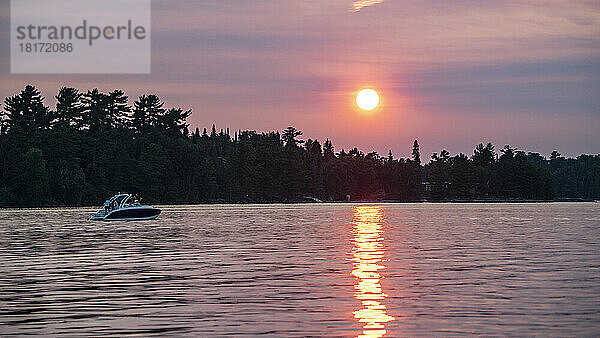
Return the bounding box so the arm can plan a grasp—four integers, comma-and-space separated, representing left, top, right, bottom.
1, 203, 599, 336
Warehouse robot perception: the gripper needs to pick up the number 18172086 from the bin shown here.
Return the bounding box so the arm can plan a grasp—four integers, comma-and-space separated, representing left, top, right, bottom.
19, 42, 73, 53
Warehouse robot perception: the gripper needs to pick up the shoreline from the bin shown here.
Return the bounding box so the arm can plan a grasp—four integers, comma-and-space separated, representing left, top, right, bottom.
1, 198, 597, 209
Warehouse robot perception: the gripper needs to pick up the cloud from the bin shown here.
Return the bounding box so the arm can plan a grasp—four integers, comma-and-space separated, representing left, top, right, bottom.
403, 56, 600, 115
352, 0, 384, 12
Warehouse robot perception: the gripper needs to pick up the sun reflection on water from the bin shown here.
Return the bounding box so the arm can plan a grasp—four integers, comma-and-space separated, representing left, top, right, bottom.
351, 206, 395, 338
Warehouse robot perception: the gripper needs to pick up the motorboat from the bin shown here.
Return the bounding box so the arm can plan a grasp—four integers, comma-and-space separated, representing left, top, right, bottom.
89, 193, 161, 221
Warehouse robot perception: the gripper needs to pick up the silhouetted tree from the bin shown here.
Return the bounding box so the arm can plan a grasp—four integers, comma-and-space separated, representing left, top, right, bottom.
282, 126, 304, 148
55, 87, 83, 128
550, 151, 562, 160
81, 88, 109, 131
107, 90, 131, 128
4, 85, 52, 135
472, 142, 496, 167
412, 140, 421, 165
132, 94, 164, 132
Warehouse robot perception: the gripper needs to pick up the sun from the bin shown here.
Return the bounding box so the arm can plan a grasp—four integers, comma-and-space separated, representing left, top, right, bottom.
356, 89, 379, 111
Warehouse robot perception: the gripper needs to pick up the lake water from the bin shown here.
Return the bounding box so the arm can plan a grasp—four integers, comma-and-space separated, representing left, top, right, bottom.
0, 203, 599, 336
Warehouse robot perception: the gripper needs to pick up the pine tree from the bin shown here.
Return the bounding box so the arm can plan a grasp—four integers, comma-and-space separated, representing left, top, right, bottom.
55, 87, 83, 128
106, 90, 131, 128
323, 139, 334, 160
550, 151, 562, 160
282, 126, 304, 147
412, 140, 421, 165
472, 142, 496, 167
4, 85, 51, 133
81, 88, 109, 131
132, 94, 164, 132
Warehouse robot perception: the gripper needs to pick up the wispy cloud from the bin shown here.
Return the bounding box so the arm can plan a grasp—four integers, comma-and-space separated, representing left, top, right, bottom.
352, 0, 384, 12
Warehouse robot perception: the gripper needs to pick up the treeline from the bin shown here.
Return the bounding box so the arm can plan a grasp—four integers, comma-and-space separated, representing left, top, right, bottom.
0, 86, 598, 207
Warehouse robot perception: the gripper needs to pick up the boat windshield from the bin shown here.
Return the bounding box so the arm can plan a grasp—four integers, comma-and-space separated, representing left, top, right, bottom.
123, 195, 142, 207
106, 193, 140, 210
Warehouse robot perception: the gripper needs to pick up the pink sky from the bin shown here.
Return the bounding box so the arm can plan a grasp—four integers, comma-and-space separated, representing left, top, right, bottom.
1, 0, 599, 158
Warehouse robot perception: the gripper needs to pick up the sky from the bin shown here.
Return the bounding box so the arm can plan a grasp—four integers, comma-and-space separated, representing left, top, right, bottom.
1, 0, 599, 159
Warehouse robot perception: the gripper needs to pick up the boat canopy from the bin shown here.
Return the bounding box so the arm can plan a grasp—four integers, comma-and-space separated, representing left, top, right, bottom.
107, 193, 141, 209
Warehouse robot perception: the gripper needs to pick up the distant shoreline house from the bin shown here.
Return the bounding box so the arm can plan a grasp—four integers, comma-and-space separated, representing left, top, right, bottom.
421, 181, 450, 198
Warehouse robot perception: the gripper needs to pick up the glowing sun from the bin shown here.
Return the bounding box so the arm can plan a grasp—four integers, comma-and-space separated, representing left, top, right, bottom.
356, 89, 379, 111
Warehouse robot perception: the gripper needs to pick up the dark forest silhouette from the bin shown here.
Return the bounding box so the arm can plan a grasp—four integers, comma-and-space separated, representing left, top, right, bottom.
1, 85, 599, 207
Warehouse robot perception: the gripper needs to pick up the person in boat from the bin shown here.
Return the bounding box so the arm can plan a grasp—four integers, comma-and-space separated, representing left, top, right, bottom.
104, 199, 111, 214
